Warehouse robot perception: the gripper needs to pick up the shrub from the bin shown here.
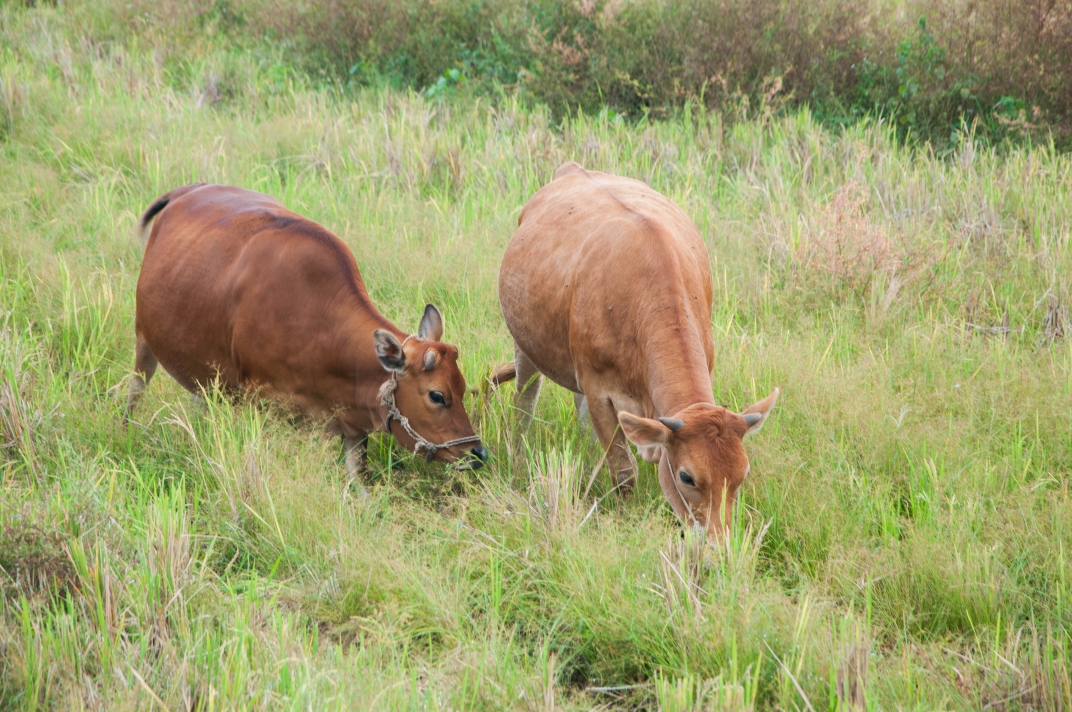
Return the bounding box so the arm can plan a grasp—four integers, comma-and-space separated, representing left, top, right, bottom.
95, 0, 1072, 146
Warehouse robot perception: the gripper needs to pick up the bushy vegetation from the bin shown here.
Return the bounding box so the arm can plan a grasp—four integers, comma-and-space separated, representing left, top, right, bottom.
1, 2, 1071, 709
97, 0, 1072, 148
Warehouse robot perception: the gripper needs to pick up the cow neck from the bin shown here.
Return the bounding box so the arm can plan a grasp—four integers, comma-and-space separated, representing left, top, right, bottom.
350, 307, 405, 360
347, 309, 405, 410
643, 332, 714, 417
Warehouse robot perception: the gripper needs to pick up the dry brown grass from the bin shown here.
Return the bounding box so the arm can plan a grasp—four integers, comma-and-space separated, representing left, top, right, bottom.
1041, 290, 1069, 342
0, 517, 77, 600
795, 181, 895, 292
835, 622, 869, 710
0, 329, 44, 485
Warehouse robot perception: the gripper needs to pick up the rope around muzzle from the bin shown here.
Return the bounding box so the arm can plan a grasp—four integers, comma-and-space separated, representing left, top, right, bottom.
377, 335, 482, 462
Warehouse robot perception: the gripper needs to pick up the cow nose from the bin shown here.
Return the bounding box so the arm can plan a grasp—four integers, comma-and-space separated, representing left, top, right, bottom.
470, 445, 488, 467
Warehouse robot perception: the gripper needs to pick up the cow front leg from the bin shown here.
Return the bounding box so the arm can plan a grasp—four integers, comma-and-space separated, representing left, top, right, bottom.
584, 394, 638, 495
343, 434, 369, 496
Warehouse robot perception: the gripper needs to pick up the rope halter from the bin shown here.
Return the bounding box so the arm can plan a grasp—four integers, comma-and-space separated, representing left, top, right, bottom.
376, 335, 482, 462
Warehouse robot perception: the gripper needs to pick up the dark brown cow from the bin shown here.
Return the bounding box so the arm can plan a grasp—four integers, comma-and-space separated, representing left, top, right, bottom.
497, 163, 778, 536
125, 183, 487, 483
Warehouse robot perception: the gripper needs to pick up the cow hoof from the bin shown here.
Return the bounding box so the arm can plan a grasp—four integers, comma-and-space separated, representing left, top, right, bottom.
345, 480, 369, 500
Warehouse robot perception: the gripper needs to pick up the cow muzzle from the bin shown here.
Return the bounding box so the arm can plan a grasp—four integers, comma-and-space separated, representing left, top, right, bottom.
453, 444, 488, 470
378, 372, 484, 464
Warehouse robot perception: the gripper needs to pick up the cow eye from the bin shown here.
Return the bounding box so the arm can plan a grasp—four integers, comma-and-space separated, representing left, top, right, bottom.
679, 471, 695, 487
429, 391, 446, 405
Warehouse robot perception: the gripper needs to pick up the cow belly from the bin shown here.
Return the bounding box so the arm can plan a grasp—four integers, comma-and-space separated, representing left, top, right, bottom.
503, 307, 579, 391
499, 262, 580, 392
138, 299, 239, 393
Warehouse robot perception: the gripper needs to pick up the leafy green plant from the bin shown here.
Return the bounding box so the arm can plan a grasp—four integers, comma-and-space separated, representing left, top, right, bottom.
423, 67, 467, 99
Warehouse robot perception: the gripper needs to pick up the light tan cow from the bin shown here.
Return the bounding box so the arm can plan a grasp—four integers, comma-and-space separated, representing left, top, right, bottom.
126, 183, 487, 483
497, 162, 778, 536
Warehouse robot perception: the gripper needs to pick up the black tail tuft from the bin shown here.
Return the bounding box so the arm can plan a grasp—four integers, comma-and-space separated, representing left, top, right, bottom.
136, 184, 208, 247
136, 194, 171, 246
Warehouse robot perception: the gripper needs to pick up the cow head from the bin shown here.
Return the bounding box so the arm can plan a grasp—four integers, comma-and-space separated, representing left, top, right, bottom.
372, 305, 487, 469
617, 389, 779, 538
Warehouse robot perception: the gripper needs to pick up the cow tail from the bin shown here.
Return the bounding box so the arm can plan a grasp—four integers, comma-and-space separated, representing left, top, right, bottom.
490, 362, 517, 387
135, 183, 205, 248
136, 193, 171, 247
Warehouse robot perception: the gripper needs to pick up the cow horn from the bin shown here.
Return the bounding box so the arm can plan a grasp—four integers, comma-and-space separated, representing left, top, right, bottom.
742, 413, 763, 426
658, 417, 685, 432
424, 349, 439, 371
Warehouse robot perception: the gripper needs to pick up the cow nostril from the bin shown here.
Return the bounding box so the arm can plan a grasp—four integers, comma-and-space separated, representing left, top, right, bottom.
471, 445, 488, 463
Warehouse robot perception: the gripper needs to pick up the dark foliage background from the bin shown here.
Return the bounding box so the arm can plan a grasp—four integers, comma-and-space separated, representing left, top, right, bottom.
106, 0, 1072, 146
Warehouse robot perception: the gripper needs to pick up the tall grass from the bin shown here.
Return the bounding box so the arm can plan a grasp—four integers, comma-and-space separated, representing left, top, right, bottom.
0, 3, 1070, 709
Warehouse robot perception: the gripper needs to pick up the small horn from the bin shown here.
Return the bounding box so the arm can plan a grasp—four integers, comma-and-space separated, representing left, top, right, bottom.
424, 349, 439, 371
742, 412, 763, 426
658, 417, 685, 432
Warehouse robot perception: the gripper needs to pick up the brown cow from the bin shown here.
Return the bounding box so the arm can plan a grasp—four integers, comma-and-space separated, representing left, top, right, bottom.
497, 163, 778, 536
125, 183, 487, 483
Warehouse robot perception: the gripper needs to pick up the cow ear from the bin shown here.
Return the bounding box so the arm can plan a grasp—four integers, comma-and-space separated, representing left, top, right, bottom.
373, 330, 406, 372
418, 304, 444, 341
740, 387, 780, 436
618, 411, 673, 448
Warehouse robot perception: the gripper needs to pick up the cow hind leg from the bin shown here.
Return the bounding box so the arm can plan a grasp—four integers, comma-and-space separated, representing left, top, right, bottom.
124, 336, 158, 424
513, 346, 543, 430
584, 394, 638, 495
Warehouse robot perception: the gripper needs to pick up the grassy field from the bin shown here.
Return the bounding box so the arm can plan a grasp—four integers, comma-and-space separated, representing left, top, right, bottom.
2, 5, 1072, 710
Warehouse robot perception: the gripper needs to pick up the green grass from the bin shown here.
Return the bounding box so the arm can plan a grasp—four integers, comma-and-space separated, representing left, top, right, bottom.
1, 5, 1071, 710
